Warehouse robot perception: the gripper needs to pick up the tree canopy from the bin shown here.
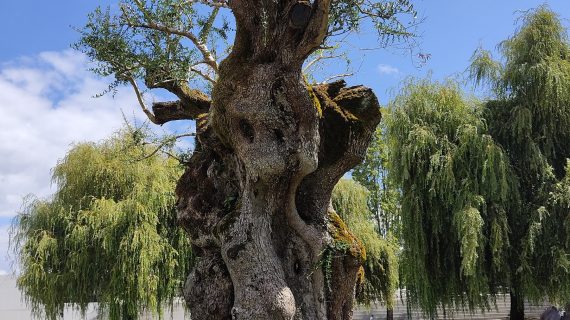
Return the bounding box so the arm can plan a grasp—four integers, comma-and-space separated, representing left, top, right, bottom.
11, 128, 192, 320
387, 79, 516, 316
74, 0, 418, 114
470, 6, 570, 310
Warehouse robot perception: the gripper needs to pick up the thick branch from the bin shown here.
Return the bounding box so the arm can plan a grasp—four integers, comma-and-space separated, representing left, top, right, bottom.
298, 0, 332, 58
143, 74, 211, 124
127, 74, 211, 124
152, 96, 210, 125
296, 80, 381, 223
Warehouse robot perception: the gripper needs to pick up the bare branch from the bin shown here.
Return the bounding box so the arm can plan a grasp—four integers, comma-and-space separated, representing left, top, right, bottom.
127, 76, 158, 124
319, 73, 354, 84
181, 0, 229, 8
303, 52, 344, 73
152, 94, 211, 125
191, 66, 216, 84
127, 74, 211, 125
135, 133, 196, 162
161, 149, 189, 164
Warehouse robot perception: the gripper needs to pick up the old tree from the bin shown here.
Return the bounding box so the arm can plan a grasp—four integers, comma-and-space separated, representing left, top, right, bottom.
75, 0, 416, 319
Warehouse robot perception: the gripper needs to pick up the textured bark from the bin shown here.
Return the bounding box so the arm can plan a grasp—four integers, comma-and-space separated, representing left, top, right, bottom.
174, 1, 381, 319
152, 98, 210, 125
509, 289, 525, 320
387, 308, 394, 320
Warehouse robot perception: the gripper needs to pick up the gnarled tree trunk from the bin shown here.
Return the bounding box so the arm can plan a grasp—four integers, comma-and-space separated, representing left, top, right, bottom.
172, 1, 381, 318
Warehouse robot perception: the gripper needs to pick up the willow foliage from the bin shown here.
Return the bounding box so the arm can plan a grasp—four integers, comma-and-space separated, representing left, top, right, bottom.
470, 6, 570, 306
528, 160, 570, 303
471, 7, 570, 176
332, 179, 399, 309
387, 80, 516, 316
11, 128, 192, 320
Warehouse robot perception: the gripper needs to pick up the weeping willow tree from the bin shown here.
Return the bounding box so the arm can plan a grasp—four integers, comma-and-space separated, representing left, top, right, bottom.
11, 127, 193, 320
331, 179, 399, 313
469, 6, 570, 319
387, 80, 516, 317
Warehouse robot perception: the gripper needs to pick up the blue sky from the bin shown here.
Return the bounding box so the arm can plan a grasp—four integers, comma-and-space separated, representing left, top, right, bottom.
0, 1, 569, 273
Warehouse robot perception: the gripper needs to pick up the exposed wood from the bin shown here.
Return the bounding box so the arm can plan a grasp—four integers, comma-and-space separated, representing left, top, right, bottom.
152, 98, 210, 124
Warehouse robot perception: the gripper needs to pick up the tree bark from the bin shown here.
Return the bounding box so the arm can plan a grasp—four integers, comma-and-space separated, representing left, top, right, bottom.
509, 287, 525, 320
174, 1, 381, 319
387, 308, 394, 320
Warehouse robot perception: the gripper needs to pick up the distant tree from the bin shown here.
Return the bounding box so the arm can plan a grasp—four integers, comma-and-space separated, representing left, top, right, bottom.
11, 128, 193, 320
353, 124, 401, 239
331, 179, 399, 315
387, 80, 516, 317
470, 6, 570, 319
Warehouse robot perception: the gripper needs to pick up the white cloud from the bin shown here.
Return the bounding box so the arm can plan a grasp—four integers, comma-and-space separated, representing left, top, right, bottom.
0, 50, 145, 218
377, 64, 400, 75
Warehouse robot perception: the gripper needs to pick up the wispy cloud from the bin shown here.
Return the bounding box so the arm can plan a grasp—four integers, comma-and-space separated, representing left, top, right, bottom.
0, 50, 143, 219
377, 64, 400, 76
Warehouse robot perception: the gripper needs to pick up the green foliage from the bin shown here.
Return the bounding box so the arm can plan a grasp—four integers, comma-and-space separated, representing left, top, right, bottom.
531, 160, 570, 303
328, 0, 417, 45
353, 121, 401, 238
332, 179, 399, 309
11, 128, 192, 320
472, 6, 570, 175
76, 0, 417, 96
387, 79, 516, 316
470, 6, 570, 306
74, 1, 229, 93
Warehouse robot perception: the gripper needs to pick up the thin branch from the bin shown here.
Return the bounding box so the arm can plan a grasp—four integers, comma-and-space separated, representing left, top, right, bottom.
128, 21, 219, 72
303, 53, 344, 73
126, 0, 219, 72
199, 7, 220, 42
319, 73, 354, 85
136, 133, 196, 161
127, 76, 158, 124
190, 67, 216, 84
181, 0, 229, 8
150, 78, 188, 88
161, 149, 191, 164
